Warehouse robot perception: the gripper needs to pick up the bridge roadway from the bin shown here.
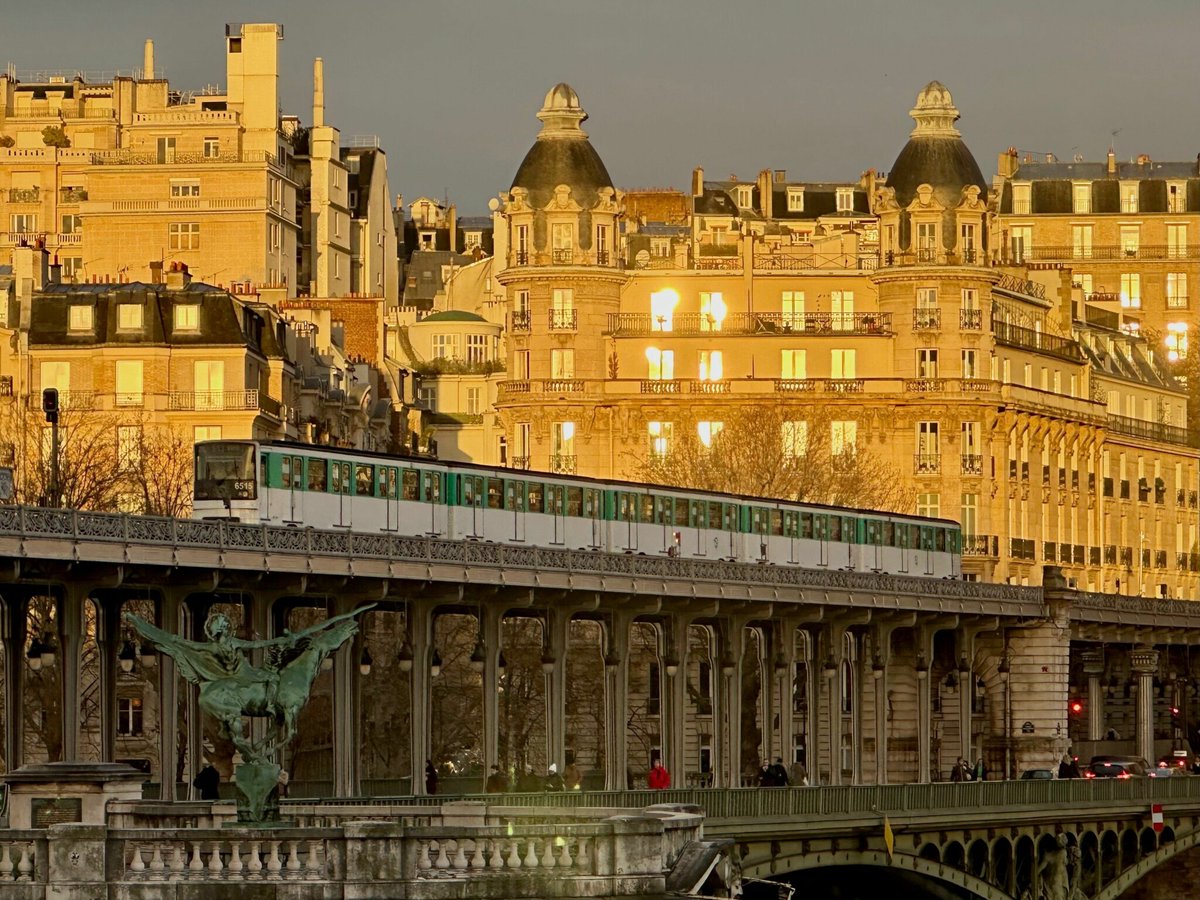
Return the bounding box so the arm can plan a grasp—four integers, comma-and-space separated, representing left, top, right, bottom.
285, 779, 1200, 900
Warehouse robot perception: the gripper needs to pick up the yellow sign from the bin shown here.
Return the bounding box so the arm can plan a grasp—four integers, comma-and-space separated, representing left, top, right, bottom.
883, 816, 895, 862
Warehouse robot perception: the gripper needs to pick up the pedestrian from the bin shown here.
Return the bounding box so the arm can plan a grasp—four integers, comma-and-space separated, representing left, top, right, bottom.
768, 757, 790, 787
974, 758, 987, 782
545, 763, 565, 792
425, 759, 438, 795
647, 759, 671, 790
193, 760, 220, 800
276, 768, 290, 799
788, 761, 809, 787
757, 763, 773, 787
485, 765, 508, 794
951, 757, 970, 782
563, 759, 583, 791
517, 766, 542, 793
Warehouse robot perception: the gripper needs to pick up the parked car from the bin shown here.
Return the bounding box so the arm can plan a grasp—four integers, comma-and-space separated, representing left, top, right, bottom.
1085, 756, 1150, 779
1020, 768, 1055, 780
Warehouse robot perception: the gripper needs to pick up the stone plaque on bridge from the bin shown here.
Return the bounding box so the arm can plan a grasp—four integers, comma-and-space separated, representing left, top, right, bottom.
30, 797, 82, 828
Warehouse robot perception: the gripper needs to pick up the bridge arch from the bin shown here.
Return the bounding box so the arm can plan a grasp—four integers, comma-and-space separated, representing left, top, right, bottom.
1096, 826, 1200, 900
749, 849, 1013, 900
990, 836, 1012, 893
967, 838, 988, 879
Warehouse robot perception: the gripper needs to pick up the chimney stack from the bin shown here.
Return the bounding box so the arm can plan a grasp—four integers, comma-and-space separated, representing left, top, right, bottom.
1107, 147, 1117, 175
313, 58, 325, 128
49, 254, 62, 283
165, 261, 192, 290
692, 166, 704, 198
997, 147, 1019, 179
149, 259, 164, 283
143, 39, 155, 80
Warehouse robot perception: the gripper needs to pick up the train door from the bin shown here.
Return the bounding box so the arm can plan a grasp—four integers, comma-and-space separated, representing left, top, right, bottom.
548, 483, 566, 545
898, 524, 912, 573
463, 475, 484, 538
585, 488, 602, 549
484, 477, 504, 539
784, 511, 799, 564
421, 469, 443, 535
865, 519, 883, 572
378, 466, 399, 531
688, 499, 706, 557
505, 479, 526, 541
723, 503, 738, 560
922, 526, 936, 575
619, 491, 637, 551
751, 507, 769, 561
814, 514, 829, 566
330, 460, 351, 527
277, 454, 303, 524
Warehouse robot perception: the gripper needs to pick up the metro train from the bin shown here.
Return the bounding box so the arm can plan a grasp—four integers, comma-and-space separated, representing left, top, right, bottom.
192, 440, 962, 578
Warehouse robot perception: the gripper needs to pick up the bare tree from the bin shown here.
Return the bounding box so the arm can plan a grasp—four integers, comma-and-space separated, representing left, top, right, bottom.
633, 405, 917, 513
127, 425, 194, 518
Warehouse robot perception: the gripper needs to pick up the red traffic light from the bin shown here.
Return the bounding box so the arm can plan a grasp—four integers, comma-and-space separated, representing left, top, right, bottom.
1171, 706, 1181, 718
1070, 700, 1084, 715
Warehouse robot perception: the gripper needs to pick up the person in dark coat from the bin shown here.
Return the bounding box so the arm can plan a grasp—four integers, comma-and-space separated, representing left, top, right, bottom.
425, 760, 438, 795
544, 763, 565, 792
193, 762, 220, 800
517, 766, 543, 792
485, 765, 508, 793
767, 758, 789, 786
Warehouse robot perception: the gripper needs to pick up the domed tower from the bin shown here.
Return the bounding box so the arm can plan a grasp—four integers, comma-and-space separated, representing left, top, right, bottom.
494, 84, 626, 474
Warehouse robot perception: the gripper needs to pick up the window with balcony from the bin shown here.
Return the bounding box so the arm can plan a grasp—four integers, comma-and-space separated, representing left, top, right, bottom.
1073, 273, 1092, 294
699, 291, 726, 330
1166, 323, 1189, 361
781, 349, 806, 380
645, 348, 674, 380
193, 360, 224, 409
1011, 183, 1031, 215
1072, 182, 1092, 213
916, 421, 940, 473
551, 288, 576, 329
916, 222, 938, 260
170, 180, 200, 198
551, 222, 574, 263
961, 422, 981, 475
787, 188, 804, 212
831, 290, 853, 330
1168, 181, 1187, 214
641, 289, 676, 333
595, 224, 610, 264
698, 349, 723, 381
1119, 273, 1141, 308
831, 348, 856, 379
1010, 226, 1031, 263
68, 304, 93, 332
115, 360, 143, 406
10, 213, 38, 234
40, 361, 69, 397
1120, 182, 1139, 213
168, 222, 200, 251
1072, 224, 1093, 259
1166, 274, 1185, 309
697, 421, 723, 447
648, 421, 673, 458
1168, 223, 1188, 259
515, 224, 529, 264
961, 349, 978, 378
551, 348, 575, 379
781, 290, 804, 327
1119, 225, 1140, 257
156, 137, 176, 164
781, 420, 808, 458
203, 136, 220, 159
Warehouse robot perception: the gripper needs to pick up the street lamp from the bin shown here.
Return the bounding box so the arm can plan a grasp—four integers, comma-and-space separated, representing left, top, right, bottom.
396, 639, 414, 673
430, 649, 442, 678
39, 633, 55, 669
663, 654, 680, 678
915, 655, 929, 681
469, 639, 486, 674
138, 642, 156, 667
358, 646, 372, 676
872, 656, 885, 680
118, 640, 137, 674
822, 655, 837, 681
541, 651, 557, 675
27, 636, 44, 671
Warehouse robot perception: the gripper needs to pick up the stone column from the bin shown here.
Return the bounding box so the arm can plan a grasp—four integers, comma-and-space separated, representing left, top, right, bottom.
802, 628, 819, 785
719, 624, 745, 787
2, 594, 26, 773
1081, 648, 1106, 742
544, 610, 569, 771
96, 596, 121, 763
776, 621, 797, 773
872, 652, 888, 784
823, 626, 844, 786
603, 611, 632, 790
916, 638, 932, 784
155, 590, 184, 801
481, 605, 502, 774
330, 594, 361, 797
57, 584, 88, 761
408, 599, 433, 794
1131, 647, 1160, 765
662, 616, 689, 784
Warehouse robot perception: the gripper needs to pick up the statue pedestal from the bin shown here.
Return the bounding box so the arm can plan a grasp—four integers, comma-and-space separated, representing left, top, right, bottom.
3, 762, 145, 828
234, 761, 281, 824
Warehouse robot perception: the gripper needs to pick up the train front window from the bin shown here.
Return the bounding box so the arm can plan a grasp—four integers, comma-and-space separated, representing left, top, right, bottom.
307, 459, 327, 492
195, 442, 257, 501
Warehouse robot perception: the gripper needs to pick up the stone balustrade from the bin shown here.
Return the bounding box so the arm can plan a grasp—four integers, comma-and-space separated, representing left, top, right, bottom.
121, 833, 329, 881
0, 837, 39, 881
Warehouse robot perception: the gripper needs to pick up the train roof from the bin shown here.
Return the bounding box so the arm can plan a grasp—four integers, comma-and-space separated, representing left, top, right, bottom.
197, 439, 962, 530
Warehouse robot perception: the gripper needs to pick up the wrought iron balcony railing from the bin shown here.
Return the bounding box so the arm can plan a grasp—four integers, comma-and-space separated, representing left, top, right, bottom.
914, 453, 941, 474
548, 309, 577, 331
913, 308, 941, 330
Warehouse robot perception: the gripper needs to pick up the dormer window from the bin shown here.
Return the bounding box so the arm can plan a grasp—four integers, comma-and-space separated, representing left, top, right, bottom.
1120, 182, 1139, 213
117, 304, 143, 331
735, 186, 753, 209
1072, 182, 1091, 213
836, 188, 854, 212
174, 304, 199, 332
787, 188, 805, 212
68, 304, 93, 332
1011, 183, 1031, 214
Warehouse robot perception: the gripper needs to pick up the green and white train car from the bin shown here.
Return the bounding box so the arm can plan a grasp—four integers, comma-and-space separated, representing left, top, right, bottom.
194, 440, 962, 578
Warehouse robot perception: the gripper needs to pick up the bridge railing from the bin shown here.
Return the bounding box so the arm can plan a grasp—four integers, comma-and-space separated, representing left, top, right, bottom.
284, 778, 1200, 821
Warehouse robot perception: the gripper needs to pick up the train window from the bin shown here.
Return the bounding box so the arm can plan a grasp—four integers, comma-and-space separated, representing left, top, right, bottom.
400, 469, 418, 500
708, 502, 722, 529
673, 499, 689, 527
528, 483, 544, 513
843, 517, 856, 542
422, 471, 440, 502
865, 520, 880, 544
279, 456, 291, 488
800, 513, 813, 539
307, 458, 327, 492
567, 487, 583, 517
935, 529, 947, 552
640, 495, 655, 523
487, 478, 504, 510
751, 507, 765, 534
355, 464, 375, 496
655, 496, 672, 525
688, 500, 703, 527
504, 481, 523, 511
909, 525, 921, 548
584, 489, 599, 517
882, 521, 895, 546
619, 492, 635, 521
770, 510, 784, 536
260, 454, 269, 486
463, 478, 474, 506
549, 485, 565, 515
383, 468, 399, 499
723, 505, 737, 531
813, 515, 828, 540
829, 517, 842, 541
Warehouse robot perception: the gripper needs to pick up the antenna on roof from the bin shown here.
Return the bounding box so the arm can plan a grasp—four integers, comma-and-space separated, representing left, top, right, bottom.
1109, 128, 1121, 153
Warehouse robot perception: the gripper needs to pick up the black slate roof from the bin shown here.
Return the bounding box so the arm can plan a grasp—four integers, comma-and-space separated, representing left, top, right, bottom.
886, 136, 988, 209
511, 139, 613, 209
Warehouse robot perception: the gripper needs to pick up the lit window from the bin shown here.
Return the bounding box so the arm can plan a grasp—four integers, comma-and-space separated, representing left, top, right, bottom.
781, 421, 808, 457
432, 334, 460, 359
782, 290, 804, 326
551, 348, 575, 379
552, 421, 575, 455
698, 350, 723, 381
648, 421, 673, 457
831, 349, 856, 379
787, 188, 804, 212
174, 304, 200, 331
117, 304, 143, 330
1167, 273, 1188, 308
699, 292, 726, 330
781, 349, 806, 379
168, 222, 200, 250
1166, 323, 1189, 361
194, 426, 222, 443
1011, 183, 1031, 214
1072, 225, 1093, 259
831, 420, 857, 457
697, 421, 723, 448
1167, 223, 1188, 258
1120, 182, 1139, 213
68, 304, 93, 332
645, 347, 674, 380
115, 360, 143, 405
1119, 225, 1139, 256
1119, 273, 1141, 308
1072, 182, 1091, 213
650, 289, 678, 331
836, 188, 854, 212
830, 290, 854, 330
466, 387, 481, 415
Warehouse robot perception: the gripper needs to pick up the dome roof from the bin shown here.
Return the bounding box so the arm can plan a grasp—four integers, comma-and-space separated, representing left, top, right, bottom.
885, 82, 986, 210
510, 83, 614, 209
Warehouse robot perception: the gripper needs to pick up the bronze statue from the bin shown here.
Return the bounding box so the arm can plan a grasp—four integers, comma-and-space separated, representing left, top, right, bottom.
124, 605, 373, 820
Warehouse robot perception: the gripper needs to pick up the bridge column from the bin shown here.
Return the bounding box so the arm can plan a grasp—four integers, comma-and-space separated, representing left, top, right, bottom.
1082, 647, 1105, 742
801, 626, 819, 785
822, 625, 844, 786
155, 590, 185, 800
773, 620, 798, 774
95, 596, 121, 762
183, 596, 213, 798
662, 615, 689, 786
544, 607, 570, 773
717, 620, 747, 787
603, 611, 632, 790
2, 594, 27, 772
916, 626, 934, 783
1132, 646, 1160, 765
57, 583, 90, 761
408, 598, 434, 794
481, 604, 502, 776
330, 595, 359, 798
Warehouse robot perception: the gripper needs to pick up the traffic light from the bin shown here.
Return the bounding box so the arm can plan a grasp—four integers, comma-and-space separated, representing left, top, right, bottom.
1171, 706, 1181, 722
41, 387, 59, 424
1069, 699, 1084, 718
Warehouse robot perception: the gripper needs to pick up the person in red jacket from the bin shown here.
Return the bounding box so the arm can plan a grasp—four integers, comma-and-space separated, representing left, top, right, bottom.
647, 760, 671, 790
